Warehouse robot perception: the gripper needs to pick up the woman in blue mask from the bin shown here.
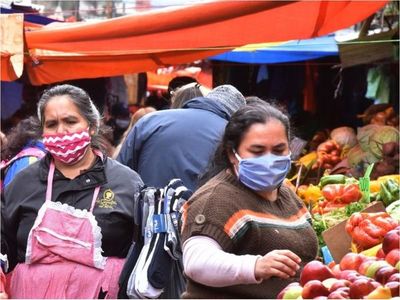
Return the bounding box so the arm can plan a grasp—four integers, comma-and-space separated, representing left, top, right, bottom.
181, 99, 318, 299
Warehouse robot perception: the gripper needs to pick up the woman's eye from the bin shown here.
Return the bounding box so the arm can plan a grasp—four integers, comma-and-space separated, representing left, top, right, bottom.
273, 150, 286, 156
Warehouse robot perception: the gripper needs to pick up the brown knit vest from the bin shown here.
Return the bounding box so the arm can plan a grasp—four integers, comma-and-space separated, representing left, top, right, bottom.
181, 170, 318, 299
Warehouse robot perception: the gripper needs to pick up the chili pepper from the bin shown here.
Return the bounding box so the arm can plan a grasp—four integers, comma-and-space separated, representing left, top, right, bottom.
319, 174, 346, 187
380, 182, 394, 206
386, 179, 400, 200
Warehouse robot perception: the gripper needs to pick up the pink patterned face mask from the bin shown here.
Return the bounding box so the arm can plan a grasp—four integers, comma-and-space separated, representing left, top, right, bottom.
43, 128, 91, 165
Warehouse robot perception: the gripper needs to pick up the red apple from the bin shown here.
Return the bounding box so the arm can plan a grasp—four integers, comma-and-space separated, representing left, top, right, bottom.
382, 228, 400, 255
385, 249, 400, 266
388, 273, 400, 283
327, 290, 350, 299
331, 264, 342, 278
375, 266, 398, 284
370, 280, 382, 290
365, 260, 391, 278
300, 260, 335, 286
338, 270, 362, 282
329, 279, 351, 292
322, 278, 339, 291
328, 287, 351, 299
385, 281, 400, 297
359, 259, 377, 275
365, 286, 392, 299
349, 278, 377, 299
340, 253, 367, 271
277, 282, 303, 299
377, 248, 386, 259
335, 287, 350, 294
302, 280, 330, 299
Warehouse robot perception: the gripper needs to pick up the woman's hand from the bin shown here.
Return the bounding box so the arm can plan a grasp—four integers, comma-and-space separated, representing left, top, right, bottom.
254, 249, 301, 281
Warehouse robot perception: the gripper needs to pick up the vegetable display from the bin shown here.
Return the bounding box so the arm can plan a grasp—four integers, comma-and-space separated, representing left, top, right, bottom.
345, 212, 399, 251
313, 140, 342, 170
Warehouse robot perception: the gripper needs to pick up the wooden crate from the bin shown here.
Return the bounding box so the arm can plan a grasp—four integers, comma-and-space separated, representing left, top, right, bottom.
338, 29, 398, 68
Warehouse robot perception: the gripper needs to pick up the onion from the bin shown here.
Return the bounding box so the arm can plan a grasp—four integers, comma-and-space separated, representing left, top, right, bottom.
330, 127, 357, 148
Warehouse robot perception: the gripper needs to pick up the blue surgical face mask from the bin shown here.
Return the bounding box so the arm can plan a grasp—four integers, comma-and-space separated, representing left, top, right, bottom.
234, 151, 292, 192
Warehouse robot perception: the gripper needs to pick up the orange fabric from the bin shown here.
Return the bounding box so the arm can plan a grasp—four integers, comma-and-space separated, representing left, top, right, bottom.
3, 0, 389, 85
25, 49, 222, 85
147, 67, 212, 91
25, 1, 387, 52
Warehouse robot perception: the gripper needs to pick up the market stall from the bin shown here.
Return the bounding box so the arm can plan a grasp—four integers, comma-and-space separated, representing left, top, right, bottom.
1, 0, 388, 85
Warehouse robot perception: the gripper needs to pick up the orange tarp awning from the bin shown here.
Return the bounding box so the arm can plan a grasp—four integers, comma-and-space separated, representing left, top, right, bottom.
2, 0, 389, 85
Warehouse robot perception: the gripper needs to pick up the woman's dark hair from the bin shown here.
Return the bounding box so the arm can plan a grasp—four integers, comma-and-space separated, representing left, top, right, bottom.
37, 84, 104, 150
197, 98, 291, 187
1, 116, 42, 161
170, 83, 204, 109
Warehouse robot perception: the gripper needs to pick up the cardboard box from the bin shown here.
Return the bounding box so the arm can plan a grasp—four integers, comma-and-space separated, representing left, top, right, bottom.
322, 201, 385, 263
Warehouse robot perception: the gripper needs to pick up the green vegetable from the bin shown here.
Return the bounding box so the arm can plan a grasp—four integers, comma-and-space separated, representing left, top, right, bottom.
345, 201, 368, 217
345, 177, 359, 185
386, 179, 399, 196
319, 174, 346, 187
386, 200, 400, 221
380, 181, 394, 206
312, 208, 351, 248
369, 126, 399, 159
357, 125, 381, 153
377, 179, 400, 206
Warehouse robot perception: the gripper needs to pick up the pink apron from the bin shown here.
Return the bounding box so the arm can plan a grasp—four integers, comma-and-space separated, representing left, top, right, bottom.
8, 160, 124, 298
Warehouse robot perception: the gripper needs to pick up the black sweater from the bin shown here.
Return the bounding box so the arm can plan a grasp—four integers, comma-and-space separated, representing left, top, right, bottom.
2, 153, 143, 270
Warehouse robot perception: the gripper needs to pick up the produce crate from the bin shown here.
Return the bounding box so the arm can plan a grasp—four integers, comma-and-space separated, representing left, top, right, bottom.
321, 201, 385, 263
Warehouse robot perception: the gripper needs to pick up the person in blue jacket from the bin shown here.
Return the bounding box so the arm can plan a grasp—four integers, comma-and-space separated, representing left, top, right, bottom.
117, 84, 246, 191
1, 117, 46, 189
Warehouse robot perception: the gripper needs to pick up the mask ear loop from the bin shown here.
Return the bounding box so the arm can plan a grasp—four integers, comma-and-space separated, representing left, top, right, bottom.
232, 149, 241, 177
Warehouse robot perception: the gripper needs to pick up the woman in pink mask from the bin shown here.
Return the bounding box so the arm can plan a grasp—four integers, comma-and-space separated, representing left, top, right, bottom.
1, 84, 144, 298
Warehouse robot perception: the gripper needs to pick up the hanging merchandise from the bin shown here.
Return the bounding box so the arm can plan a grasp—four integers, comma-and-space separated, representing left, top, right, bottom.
365, 65, 390, 104
119, 179, 192, 299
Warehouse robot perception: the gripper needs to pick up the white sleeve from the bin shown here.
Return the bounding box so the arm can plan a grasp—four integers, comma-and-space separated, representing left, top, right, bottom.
182, 235, 262, 287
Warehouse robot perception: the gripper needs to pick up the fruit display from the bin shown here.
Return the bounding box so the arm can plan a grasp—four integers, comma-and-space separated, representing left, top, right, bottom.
277, 228, 400, 299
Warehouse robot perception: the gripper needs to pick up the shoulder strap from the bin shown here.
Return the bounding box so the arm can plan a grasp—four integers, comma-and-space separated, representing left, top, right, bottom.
0, 147, 46, 170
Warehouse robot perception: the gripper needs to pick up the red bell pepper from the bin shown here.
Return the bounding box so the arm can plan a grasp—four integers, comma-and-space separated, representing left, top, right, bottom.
345, 212, 399, 250
322, 184, 362, 204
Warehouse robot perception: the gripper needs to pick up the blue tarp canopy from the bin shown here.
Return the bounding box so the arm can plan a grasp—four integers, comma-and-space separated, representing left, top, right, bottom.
0, 7, 60, 25
210, 35, 338, 64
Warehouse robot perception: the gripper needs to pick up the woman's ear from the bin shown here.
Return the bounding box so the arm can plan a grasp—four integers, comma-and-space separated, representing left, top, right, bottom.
227, 148, 237, 166
89, 126, 96, 136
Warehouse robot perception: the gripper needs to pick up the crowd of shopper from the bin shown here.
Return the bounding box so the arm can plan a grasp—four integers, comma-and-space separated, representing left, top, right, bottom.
1, 79, 318, 299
